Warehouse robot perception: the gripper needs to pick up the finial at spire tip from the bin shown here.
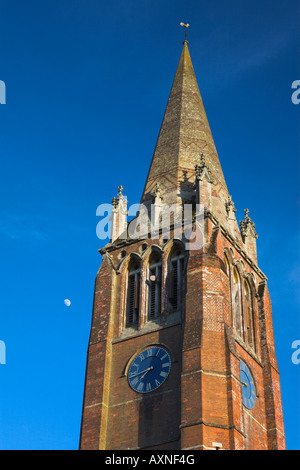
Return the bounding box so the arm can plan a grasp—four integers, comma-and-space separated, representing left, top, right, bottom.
180, 22, 190, 42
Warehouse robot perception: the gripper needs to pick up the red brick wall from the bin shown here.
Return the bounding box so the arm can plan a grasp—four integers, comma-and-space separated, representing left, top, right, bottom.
79, 258, 113, 450
105, 326, 182, 449
80, 219, 285, 450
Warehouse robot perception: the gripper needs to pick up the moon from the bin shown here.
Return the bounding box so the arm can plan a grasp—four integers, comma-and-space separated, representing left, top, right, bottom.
64, 299, 71, 307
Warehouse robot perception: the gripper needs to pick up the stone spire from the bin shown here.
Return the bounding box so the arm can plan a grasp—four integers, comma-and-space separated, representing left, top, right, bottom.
140, 40, 237, 232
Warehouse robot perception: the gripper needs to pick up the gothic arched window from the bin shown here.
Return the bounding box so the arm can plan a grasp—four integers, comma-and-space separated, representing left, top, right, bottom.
147, 252, 162, 320
233, 267, 242, 338
168, 246, 184, 312
126, 259, 141, 327
244, 279, 255, 351
224, 253, 230, 276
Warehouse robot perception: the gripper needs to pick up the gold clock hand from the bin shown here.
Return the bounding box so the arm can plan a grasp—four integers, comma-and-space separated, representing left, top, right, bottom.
140, 366, 154, 380
129, 367, 153, 379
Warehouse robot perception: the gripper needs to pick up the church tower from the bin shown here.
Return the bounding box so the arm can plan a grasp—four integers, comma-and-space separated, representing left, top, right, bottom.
79, 37, 286, 451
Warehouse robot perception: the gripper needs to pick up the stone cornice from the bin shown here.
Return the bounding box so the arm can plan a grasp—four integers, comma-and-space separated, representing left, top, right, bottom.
204, 209, 267, 280
99, 208, 267, 281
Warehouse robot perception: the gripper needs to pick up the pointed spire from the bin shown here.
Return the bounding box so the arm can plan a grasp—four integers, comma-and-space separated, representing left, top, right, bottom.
140, 39, 233, 230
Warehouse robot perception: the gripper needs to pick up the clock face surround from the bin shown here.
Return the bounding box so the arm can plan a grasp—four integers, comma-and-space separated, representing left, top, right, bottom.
127, 345, 171, 393
240, 361, 256, 410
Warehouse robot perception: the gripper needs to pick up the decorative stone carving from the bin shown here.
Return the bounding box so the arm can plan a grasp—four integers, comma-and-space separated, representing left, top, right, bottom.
112, 196, 119, 209
110, 185, 128, 243
151, 183, 164, 234
153, 182, 164, 201
195, 153, 214, 184
239, 209, 258, 239
225, 195, 237, 217
194, 154, 214, 212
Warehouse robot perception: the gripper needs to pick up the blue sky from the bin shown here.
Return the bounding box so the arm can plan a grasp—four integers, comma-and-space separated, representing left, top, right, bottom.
0, 0, 299, 450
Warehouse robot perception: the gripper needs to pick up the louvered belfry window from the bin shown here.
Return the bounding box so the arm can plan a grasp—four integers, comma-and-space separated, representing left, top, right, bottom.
148, 253, 162, 320
168, 248, 184, 312
126, 261, 140, 327
233, 267, 243, 339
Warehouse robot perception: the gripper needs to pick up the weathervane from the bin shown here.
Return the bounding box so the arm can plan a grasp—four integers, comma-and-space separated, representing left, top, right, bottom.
180, 22, 190, 42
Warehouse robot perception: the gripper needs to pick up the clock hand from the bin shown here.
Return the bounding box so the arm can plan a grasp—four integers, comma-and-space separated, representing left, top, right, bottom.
241, 381, 248, 387
140, 366, 154, 379
129, 367, 153, 379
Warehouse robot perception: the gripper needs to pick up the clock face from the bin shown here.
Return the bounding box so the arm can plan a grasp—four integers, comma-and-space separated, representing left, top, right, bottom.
240, 361, 256, 410
128, 345, 171, 393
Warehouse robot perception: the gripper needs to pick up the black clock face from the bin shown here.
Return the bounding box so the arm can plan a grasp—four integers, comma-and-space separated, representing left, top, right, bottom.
127, 346, 171, 393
